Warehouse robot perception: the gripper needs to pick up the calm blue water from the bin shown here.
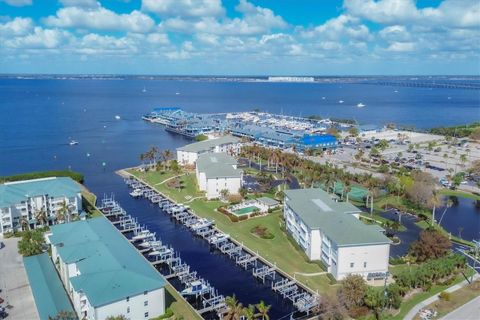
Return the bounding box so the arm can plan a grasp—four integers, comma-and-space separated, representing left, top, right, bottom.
439, 196, 480, 242
1, 78, 479, 318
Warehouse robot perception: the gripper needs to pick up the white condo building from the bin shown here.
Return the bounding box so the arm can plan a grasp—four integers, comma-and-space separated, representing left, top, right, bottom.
0, 177, 82, 234
196, 153, 243, 199
176, 135, 241, 166
284, 188, 390, 280
47, 217, 166, 320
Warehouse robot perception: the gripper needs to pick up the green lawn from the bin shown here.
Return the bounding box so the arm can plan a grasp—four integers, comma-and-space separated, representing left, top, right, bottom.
164, 283, 202, 320
439, 189, 480, 201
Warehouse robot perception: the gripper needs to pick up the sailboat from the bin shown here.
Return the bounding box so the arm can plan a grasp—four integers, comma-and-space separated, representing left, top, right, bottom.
356, 103, 366, 108
142, 86, 147, 93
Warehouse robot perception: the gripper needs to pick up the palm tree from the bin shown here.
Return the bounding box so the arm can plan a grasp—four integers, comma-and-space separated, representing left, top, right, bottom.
161, 149, 172, 171
20, 216, 30, 231
430, 190, 441, 226
35, 207, 47, 227
56, 200, 68, 224
344, 180, 352, 202
255, 300, 271, 320
437, 198, 453, 226
224, 295, 243, 320
459, 154, 467, 167
242, 304, 255, 320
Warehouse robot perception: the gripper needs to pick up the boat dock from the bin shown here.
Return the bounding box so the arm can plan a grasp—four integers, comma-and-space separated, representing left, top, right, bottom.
121, 174, 319, 315
98, 194, 227, 319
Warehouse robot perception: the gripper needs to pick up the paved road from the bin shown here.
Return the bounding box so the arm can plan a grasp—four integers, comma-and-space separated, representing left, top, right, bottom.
441, 295, 480, 320
0, 237, 39, 320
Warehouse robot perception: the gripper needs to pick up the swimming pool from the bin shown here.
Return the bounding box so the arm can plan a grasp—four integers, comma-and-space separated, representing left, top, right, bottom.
233, 206, 260, 216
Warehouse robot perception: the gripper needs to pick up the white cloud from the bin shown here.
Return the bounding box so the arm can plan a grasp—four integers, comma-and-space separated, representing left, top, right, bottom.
303, 15, 371, 41
4, 27, 70, 49
60, 0, 98, 8
160, 1, 286, 36
142, 0, 224, 18
379, 25, 411, 42
385, 41, 415, 52
344, 0, 480, 28
0, 17, 34, 36
0, 0, 32, 7
44, 6, 155, 33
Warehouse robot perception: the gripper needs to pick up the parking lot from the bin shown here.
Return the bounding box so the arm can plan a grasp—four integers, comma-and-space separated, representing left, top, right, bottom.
0, 237, 39, 320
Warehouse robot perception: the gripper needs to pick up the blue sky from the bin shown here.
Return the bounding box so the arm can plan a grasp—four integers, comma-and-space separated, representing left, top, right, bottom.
0, 0, 479, 75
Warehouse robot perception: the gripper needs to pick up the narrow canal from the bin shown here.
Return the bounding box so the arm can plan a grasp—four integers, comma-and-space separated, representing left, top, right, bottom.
102, 174, 296, 319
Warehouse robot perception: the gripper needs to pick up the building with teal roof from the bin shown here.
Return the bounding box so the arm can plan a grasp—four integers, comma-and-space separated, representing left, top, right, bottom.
48, 217, 166, 320
195, 153, 243, 199
0, 177, 82, 234
23, 253, 75, 320
284, 188, 390, 280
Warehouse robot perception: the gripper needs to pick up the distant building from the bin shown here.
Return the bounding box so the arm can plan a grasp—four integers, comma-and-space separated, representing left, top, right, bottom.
0, 177, 82, 234
268, 76, 315, 82
176, 135, 241, 166
47, 217, 166, 320
284, 188, 390, 280
195, 153, 243, 199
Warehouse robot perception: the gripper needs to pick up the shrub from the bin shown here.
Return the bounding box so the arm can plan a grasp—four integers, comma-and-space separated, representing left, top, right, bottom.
439, 291, 451, 301
250, 225, 274, 239
0, 170, 84, 183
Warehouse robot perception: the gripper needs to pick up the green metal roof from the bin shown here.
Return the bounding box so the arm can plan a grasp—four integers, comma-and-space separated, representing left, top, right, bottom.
49, 217, 166, 307
285, 188, 390, 246
23, 253, 75, 320
0, 177, 81, 208
196, 153, 242, 179
177, 135, 240, 153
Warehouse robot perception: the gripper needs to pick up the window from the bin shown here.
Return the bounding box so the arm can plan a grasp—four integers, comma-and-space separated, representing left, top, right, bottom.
126, 296, 129, 302
144, 301, 148, 306
144, 312, 149, 318
364, 262, 367, 268
350, 263, 354, 268
127, 307, 130, 313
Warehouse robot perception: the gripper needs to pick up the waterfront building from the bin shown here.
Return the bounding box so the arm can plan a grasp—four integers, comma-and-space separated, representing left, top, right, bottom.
195, 153, 243, 199
47, 217, 166, 320
284, 188, 390, 280
0, 177, 82, 234
267, 76, 315, 82
176, 135, 242, 166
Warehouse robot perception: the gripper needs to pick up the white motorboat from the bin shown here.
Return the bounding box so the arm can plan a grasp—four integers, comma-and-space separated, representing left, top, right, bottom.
129, 189, 143, 197
357, 103, 366, 108
132, 230, 154, 242
69, 140, 79, 145
338, 100, 344, 104
115, 115, 121, 120
181, 280, 209, 296
190, 218, 214, 231
209, 233, 230, 245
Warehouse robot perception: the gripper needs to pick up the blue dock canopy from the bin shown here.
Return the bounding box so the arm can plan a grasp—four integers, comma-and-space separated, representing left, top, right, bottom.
23, 253, 75, 320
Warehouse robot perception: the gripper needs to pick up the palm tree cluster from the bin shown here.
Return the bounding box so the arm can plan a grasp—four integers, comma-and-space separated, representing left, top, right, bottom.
240, 145, 381, 195
224, 295, 271, 320
139, 147, 173, 171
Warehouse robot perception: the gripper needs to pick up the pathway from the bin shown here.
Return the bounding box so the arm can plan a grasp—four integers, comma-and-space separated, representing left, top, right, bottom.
404, 274, 480, 320
293, 272, 327, 277
155, 173, 186, 185
0, 237, 39, 320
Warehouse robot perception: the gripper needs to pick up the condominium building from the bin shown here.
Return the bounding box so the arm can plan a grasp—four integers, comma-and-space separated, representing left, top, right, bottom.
195, 153, 243, 199
0, 177, 82, 234
176, 135, 241, 165
47, 217, 166, 320
284, 188, 390, 280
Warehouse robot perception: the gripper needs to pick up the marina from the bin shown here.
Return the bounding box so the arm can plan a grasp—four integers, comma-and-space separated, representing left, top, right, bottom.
96, 175, 319, 319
